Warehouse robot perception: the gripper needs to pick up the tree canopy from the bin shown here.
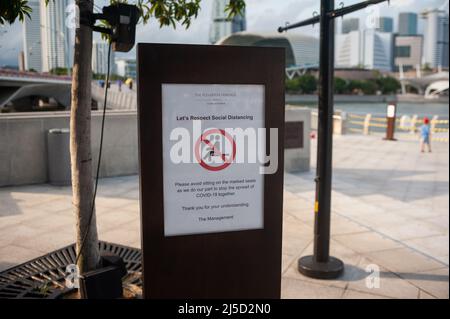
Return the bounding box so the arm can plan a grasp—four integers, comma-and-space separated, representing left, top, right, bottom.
0, 0, 246, 27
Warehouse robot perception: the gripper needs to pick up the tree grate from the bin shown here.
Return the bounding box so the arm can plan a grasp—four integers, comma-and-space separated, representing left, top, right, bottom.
0, 241, 142, 299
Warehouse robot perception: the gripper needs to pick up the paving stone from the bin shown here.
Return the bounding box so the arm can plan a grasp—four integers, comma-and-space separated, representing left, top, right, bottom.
281, 277, 345, 299
0, 135, 448, 298
365, 247, 446, 273
333, 231, 403, 253
342, 289, 391, 299
404, 268, 449, 299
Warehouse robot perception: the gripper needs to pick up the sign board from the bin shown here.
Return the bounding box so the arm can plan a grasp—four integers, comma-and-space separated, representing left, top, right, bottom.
285, 121, 304, 149
137, 43, 285, 298
384, 102, 397, 141
387, 104, 396, 118
162, 84, 265, 236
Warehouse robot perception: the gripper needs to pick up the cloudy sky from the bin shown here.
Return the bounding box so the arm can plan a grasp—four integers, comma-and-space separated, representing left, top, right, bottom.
0, 0, 448, 67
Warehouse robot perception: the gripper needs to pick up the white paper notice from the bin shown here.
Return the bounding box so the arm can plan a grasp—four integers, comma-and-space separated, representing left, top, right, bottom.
162, 84, 265, 237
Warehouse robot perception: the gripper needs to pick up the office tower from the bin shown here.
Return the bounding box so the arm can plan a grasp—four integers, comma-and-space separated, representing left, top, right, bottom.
394, 35, 423, 71
422, 10, 449, 68
22, 0, 42, 72
209, 0, 246, 44
335, 30, 393, 71
115, 58, 136, 78
341, 18, 359, 34
377, 17, 394, 33
40, 0, 71, 72
398, 12, 418, 35
92, 41, 114, 75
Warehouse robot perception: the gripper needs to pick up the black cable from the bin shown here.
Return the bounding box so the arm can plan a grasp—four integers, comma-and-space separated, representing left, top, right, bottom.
75, 41, 112, 267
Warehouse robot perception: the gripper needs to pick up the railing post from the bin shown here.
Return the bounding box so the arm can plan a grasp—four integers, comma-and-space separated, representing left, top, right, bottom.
363, 114, 372, 135
411, 115, 418, 134
431, 115, 439, 133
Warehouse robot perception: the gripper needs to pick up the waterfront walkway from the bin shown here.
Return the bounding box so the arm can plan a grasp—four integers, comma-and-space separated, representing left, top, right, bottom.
0, 134, 448, 298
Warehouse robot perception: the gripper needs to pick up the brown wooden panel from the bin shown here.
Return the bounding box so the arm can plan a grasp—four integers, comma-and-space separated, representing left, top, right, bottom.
137, 43, 285, 299
285, 121, 304, 149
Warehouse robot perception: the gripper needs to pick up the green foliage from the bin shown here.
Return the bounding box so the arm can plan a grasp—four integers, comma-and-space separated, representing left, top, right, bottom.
1, 0, 246, 30
346, 79, 379, 95
334, 77, 347, 94
93, 73, 126, 81
359, 79, 378, 95
49, 67, 71, 76
285, 74, 317, 94
98, 0, 244, 41
376, 76, 401, 94
225, 0, 245, 19
347, 79, 363, 94
422, 63, 432, 71
0, 0, 31, 24
285, 78, 299, 93
297, 74, 317, 94
287, 74, 400, 96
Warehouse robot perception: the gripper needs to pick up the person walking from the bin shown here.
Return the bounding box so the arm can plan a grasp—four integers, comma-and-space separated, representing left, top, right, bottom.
420, 117, 432, 153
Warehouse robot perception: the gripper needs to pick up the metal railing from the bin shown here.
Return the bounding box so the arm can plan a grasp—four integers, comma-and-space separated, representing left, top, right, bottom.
347, 113, 449, 142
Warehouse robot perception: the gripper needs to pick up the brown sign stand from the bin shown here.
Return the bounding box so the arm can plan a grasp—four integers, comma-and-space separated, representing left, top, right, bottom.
384, 102, 397, 141
137, 43, 285, 298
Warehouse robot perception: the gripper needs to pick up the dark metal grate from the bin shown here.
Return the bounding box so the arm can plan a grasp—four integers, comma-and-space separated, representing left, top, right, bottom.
0, 241, 142, 299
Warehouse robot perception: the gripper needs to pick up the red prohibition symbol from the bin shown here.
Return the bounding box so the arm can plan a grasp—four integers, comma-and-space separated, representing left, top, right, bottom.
194, 129, 236, 171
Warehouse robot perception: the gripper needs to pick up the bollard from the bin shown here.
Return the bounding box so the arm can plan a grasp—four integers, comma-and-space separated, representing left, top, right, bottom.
383, 102, 397, 141
363, 114, 372, 135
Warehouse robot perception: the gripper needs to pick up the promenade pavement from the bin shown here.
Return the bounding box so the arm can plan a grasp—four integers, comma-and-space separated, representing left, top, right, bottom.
0, 134, 448, 298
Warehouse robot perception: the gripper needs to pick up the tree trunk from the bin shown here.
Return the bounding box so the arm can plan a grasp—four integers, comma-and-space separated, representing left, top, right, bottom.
70, 0, 100, 274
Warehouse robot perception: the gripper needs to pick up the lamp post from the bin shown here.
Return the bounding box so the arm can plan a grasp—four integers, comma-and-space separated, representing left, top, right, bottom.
298, 0, 343, 279
278, 0, 389, 279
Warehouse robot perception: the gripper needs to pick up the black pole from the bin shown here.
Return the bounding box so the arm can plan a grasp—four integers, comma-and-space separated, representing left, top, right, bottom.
297, 0, 344, 279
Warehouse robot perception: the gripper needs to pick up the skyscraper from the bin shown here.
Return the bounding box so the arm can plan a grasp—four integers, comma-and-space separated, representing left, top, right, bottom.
335, 30, 393, 71
115, 58, 136, 78
394, 35, 423, 71
341, 18, 359, 34
209, 0, 246, 44
92, 41, 114, 75
398, 12, 418, 36
422, 9, 449, 68
22, 0, 42, 72
377, 17, 394, 33
40, 0, 72, 72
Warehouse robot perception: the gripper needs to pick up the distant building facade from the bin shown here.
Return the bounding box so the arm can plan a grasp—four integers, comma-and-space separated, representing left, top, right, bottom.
209, 0, 246, 44
341, 18, 359, 34
398, 12, 418, 35
394, 35, 423, 71
92, 41, 114, 75
216, 32, 319, 67
421, 10, 449, 68
377, 17, 394, 33
40, 0, 71, 72
22, 0, 42, 72
335, 30, 393, 71
115, 58, 136, 78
